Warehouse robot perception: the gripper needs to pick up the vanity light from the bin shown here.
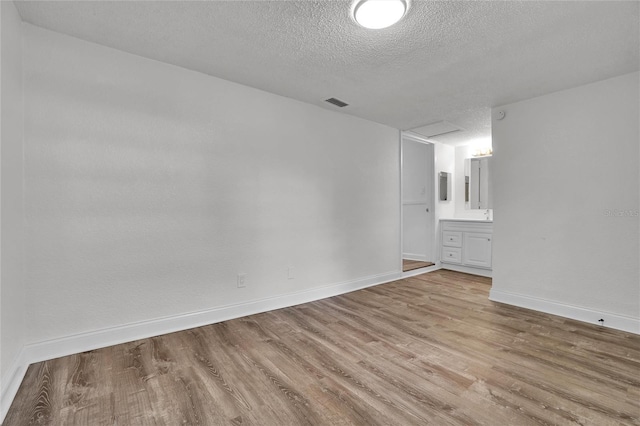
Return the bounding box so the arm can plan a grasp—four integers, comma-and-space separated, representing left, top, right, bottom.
472, 148, 493, 157
353, 0, 408, 29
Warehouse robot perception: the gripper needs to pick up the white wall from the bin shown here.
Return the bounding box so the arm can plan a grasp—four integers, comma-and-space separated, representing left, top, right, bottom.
1, 0, 25, 405
23, 24, 400, 344
491, 72, 639, 332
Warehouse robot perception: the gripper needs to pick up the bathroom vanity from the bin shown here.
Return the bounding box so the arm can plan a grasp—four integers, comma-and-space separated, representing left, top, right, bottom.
440, 219, 493, 277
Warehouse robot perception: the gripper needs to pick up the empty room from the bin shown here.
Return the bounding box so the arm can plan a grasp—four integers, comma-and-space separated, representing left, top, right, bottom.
1, 1, 639, 425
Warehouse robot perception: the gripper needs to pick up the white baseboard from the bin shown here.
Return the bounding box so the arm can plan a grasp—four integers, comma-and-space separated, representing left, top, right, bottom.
401, 264, 441, 278
25, 270, 401, 364
441, 263, 492, 278
1, 347, 28, 423
402, 253, 428, 262
0, 270, 402, 423
13, 272, 636, 422
489, 289, 640, 335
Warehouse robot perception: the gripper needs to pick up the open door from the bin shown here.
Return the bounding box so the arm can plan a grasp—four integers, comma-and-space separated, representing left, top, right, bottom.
401, 134, 435, 272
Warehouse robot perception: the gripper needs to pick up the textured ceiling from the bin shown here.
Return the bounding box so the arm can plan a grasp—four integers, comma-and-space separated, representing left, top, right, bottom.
14, 0, 640, 145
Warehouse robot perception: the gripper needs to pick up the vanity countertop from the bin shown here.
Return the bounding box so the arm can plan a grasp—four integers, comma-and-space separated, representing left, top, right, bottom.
440, 218, 493, 223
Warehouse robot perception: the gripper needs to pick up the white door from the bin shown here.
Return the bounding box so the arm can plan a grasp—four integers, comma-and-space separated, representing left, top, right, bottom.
402, 137, 434, 262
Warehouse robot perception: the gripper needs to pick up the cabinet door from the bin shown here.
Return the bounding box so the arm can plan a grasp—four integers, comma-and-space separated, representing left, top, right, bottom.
463, 232, 492, 268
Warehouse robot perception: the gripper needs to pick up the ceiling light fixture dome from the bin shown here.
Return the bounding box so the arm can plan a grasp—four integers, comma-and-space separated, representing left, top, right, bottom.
353, 0, 408, 30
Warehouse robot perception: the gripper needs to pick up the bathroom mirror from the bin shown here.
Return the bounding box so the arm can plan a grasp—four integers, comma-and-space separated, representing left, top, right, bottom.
439, 172, 451, 201
465, 156, 492, 209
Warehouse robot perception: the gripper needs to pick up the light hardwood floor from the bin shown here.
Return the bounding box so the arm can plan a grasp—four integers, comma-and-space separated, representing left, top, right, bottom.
5, 270, 640, 425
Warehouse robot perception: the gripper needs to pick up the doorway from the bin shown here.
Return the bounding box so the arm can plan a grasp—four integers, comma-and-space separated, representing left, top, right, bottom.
401, 133, 435, 272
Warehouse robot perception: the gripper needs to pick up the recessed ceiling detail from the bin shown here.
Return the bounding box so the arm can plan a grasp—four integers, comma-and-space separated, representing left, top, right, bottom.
410, 121, 463, 139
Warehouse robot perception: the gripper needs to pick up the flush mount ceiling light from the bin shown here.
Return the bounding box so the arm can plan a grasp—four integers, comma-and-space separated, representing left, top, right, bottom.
353, 0, 408, 29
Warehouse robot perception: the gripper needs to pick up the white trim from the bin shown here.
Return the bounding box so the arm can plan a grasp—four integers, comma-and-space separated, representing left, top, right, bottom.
0, 270, 402, 423
400, 131, 436, 272
5, 274, 638, 423
401, 131, 435, 144
441, 263, 492, 278
425, 143, 435, 262
24, 271, 401, 365
1, 347, 28, 423
398, 130, 404, 273
401, 264, 441, 279
489, 288, 640, 335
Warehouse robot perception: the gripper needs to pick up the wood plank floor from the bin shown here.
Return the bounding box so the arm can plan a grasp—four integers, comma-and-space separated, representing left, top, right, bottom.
5, 270, 640, 425
402, 259, 435, 272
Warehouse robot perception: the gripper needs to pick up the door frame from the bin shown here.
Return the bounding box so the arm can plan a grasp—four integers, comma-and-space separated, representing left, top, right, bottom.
400, 131, 436, 273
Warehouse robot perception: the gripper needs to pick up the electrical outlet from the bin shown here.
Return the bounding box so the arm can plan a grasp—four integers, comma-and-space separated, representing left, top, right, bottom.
287, 267, 295, 280
237, 273, 246, 288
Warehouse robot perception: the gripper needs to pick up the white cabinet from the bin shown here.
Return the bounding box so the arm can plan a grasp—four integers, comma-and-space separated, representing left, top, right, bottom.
463, 232, 492, 268
442, 246, 462, 263
440, 220, 493, 276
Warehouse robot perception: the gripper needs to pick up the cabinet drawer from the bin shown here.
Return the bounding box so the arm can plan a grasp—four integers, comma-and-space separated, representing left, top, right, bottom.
442, 231, 462, 247
441, 247, 462, 264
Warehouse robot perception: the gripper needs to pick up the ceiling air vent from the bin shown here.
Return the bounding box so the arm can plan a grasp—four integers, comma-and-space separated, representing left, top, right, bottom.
325, 98, 349, 108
